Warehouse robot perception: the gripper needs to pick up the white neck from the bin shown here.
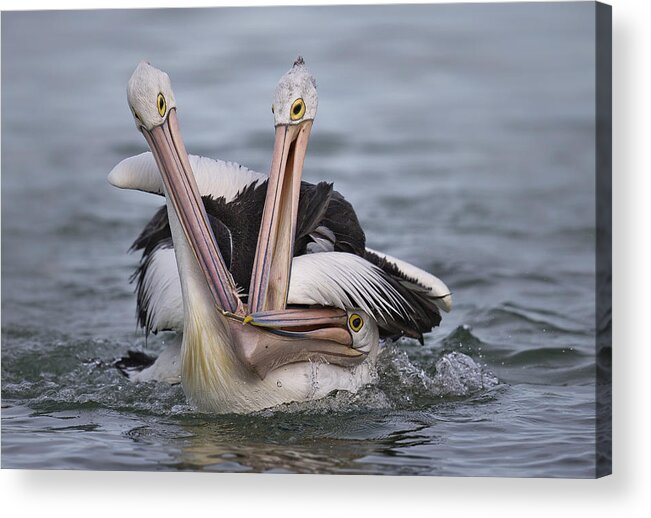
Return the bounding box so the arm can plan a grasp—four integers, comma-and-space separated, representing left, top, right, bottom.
163, 191, 379, 413
163, 194, 254, 411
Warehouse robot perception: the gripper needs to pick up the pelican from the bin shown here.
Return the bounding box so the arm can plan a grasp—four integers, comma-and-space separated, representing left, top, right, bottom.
113, 60, 451, 413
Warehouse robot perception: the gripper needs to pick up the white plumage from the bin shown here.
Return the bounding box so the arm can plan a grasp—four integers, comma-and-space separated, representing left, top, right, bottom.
109, 150, 452, 322
366, 248, 452, 313
288, 253, 413, 322
137, 244, 184, 332
116, 60, 452, 413
136, 246, 443, 335
111, 151, 451, 391
109, 151, 265, 202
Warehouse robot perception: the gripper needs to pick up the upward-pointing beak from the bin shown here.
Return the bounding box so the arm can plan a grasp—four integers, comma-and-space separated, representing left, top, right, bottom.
248, 120, 313, 313
136, 106, 366, 378
141, 109, 243, 315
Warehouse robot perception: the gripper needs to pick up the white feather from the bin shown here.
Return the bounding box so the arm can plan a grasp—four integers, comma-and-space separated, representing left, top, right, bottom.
128, 335, 182, 384
366, 247, 453, 312
140, 245, 183, 332
306, 226, 336, 253
287, 253, 412, 323
109, 154, 451, 314
108, 152, 266, 202
140, 249, 418, 333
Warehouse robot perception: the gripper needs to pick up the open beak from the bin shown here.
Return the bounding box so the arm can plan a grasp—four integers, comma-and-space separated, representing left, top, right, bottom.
248, 120, 313, 313
244, 307, 352, 346
140, 112, 364, 379
230, 307, 364, 379
141, 109, 243, 315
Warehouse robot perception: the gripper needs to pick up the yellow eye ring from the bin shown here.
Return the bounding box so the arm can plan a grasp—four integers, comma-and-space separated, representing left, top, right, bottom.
157, 93, 167, 117
349, 313, 364, 333
290, 98, 305, 121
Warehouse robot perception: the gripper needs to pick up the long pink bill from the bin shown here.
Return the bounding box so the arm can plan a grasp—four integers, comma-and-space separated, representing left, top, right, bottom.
247, 120, 313, 313
142, 109, 243, 316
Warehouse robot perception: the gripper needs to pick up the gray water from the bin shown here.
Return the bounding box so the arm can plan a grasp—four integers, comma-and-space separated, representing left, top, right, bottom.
2, 3, 601, 477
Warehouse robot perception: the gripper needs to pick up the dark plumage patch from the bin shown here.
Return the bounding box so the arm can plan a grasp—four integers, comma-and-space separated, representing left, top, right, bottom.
294, 182, 334, 253
128, 179, 442, 343
114, 350, 156, 378
130, 180, 368, 335
322, 190, 367, 256
364, 249, 442, 343
129, 205, 169, 256
201, 181, 268, 293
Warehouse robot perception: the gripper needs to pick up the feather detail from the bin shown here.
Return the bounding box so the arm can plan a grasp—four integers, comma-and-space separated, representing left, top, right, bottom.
131, 241, 183, 333
108, 152, 266, 202
286, 252, 441, 340
294, 181, 333, 254
131, 247, 444, 341
364, 248, 452, 313
112, 153, 445, 341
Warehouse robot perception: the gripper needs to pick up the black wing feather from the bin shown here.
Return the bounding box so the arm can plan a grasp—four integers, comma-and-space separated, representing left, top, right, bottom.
294, 181, 334, 253
128, 179, 441, 342
364, 249, 442, 343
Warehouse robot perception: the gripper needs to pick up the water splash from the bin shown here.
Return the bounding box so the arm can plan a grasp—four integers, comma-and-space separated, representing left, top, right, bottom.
431, 351, 499, 397
2, 321, 499, 418
376, 342, 498, 407
264, 334, 499, 415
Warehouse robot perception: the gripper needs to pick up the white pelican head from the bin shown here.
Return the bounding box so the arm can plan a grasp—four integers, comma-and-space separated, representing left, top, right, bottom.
127, 60, 241, 314
126, 61, 370, 412
271, 56, 318, 126
127, 61, 177, 131
346, 310, 378, 354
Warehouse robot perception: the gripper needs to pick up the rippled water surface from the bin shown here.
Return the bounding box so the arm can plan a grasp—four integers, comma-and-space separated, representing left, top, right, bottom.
2, 3, 602, 476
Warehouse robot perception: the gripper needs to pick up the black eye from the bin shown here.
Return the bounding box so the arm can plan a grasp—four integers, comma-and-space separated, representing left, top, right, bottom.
293, 104, 301, 115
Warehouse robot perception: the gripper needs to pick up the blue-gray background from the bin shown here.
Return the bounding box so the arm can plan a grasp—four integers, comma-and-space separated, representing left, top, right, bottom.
2, 3, 599, 476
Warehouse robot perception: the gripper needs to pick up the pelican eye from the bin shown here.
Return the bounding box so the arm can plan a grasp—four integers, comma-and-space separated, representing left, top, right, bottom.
290, 98, 305, 121
349, 313, 364, 333
157, 93, 167, 117
271, 104, 275, 114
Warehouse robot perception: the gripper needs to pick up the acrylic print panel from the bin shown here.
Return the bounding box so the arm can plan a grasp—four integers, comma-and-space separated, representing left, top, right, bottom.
1, 2, 611, 477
